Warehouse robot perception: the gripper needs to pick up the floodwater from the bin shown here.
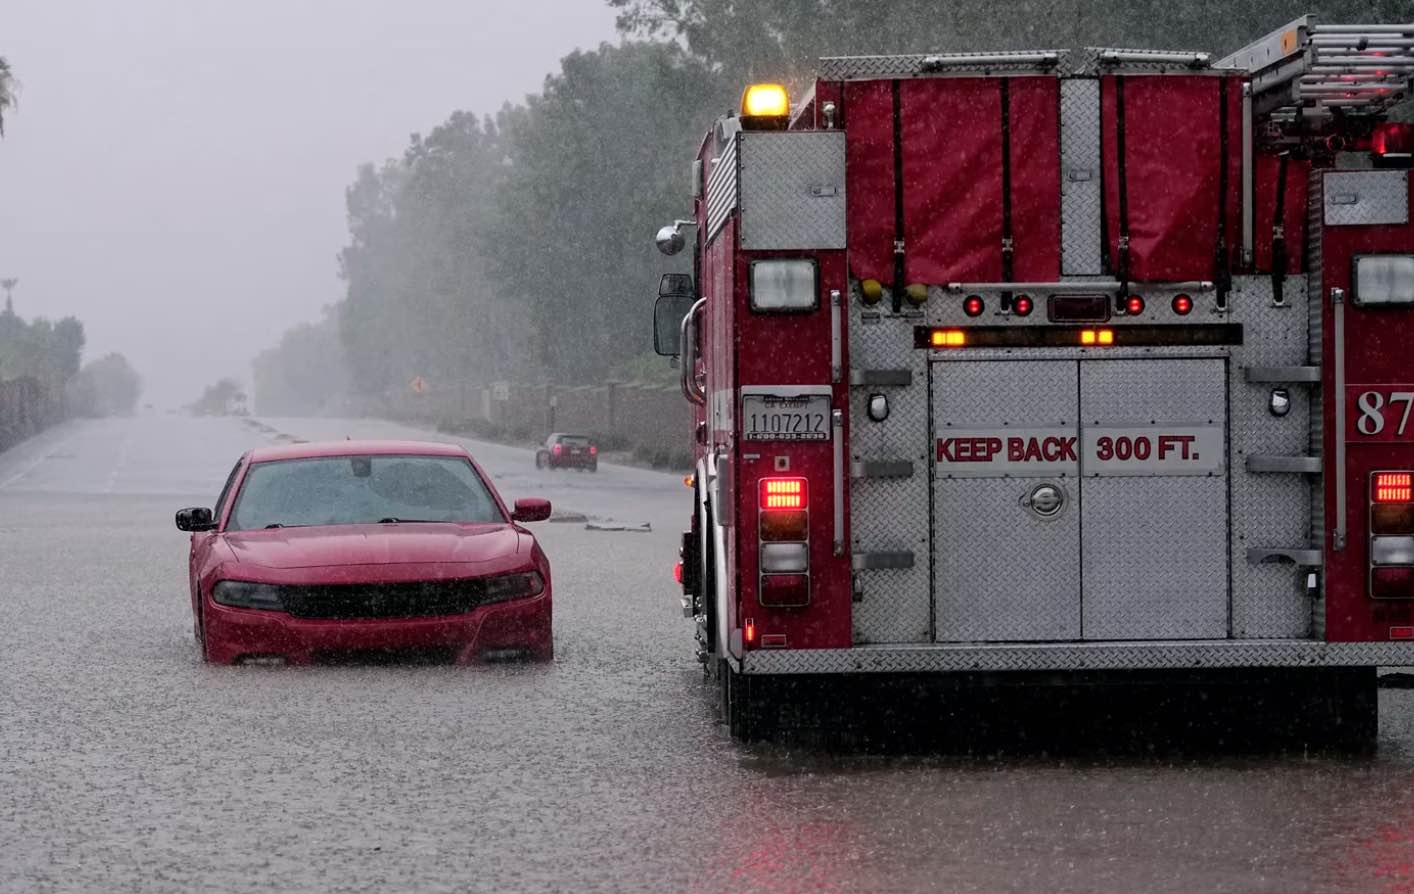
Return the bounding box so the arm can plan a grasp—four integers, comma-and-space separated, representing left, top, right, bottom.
2, 415, 1411, 893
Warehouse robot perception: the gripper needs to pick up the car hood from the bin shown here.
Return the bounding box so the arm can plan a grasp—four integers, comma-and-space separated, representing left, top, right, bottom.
222, 523, 524, 570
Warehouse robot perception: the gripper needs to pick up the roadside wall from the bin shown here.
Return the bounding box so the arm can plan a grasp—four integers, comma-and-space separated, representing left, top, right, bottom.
0, 376, 62, 454
364, 379, 694, 465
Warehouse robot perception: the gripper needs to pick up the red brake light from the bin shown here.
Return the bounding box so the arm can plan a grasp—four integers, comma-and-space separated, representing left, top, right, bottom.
1374, 472, 1413, 503
1126, 295, 1145, 315
673, 561, 683, 584
744, 618, 756, 645
1373, 123, 1414, 157
589, 445, 598, 456
1012, 295, 1033, 317
964, 295, 985, 317
760, 477, 807, 511
1172, 294, 1193, 315
552, 444, 562, 455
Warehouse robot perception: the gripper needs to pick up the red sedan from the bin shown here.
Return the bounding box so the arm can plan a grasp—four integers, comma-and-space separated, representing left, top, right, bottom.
176, 440, 553, 665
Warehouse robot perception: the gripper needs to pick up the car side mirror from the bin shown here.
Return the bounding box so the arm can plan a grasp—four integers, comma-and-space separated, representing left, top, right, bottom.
176, 507, 215, 532
653, 293, 697, 356
511, 498, 552, 523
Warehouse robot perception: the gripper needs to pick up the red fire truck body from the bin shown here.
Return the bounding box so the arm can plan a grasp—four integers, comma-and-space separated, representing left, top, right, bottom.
655, 17, 1414, 740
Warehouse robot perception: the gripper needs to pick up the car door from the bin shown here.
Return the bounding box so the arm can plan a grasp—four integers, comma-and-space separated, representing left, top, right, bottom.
192, 458, 244, 617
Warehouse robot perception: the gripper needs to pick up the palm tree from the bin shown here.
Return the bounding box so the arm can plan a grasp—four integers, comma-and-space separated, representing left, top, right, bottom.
0, 57, 15, 136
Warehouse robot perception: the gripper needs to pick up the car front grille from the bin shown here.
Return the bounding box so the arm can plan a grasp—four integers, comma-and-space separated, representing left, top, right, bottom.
281, 580, 486, 620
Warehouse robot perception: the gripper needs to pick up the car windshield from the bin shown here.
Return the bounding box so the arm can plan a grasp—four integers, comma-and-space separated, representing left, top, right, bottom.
558, 436, 591, 447
227, 454, 503, 531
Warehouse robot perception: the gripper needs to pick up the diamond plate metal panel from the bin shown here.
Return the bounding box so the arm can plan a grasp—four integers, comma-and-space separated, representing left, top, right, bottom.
1079, 359, 1229, 640
1227, 275, 1316, 638
848, 308, 931, 644
739, 132, 846, 251
706, 136, 737, 242
1322, 170, 1409, 226
740, 639, 1414, 675
1308, 171, 1327, 639
936, 478, 1081, 641
935, 360, 1077, 430
817, 52, 1067, 81
1060, 79, 1103, 276
1081, 476, 1229, 639
932, 361, 1080, 642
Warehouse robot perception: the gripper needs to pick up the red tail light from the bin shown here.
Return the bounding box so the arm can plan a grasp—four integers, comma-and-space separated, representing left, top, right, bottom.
1172, 294, 1194, 315
552, 444, 562, 456
1373, 123, 1413, 158
1125, 295, 1146, 315
964, 295, 985, 317
760, 477, 807, 511
744, 618, 756, 645
589, 445, 598, 456
673, 561, 683, 584
1374, 472, 1413, 503
1012, 295, 1033, 317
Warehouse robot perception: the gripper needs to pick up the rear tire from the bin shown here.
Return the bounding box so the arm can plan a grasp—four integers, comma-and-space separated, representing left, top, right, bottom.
535, 453, 546, 470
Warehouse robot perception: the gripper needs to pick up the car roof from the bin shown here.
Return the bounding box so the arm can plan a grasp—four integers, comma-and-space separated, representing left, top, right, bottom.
248, 439, 471, 463
550, 432, 592, 440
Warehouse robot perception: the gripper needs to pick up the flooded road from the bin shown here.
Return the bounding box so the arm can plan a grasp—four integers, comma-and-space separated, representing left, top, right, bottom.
2, 414, 1412, 893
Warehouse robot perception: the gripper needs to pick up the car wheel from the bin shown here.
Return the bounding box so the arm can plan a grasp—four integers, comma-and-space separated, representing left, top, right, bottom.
535, 453, 546, 470
588, 463, 598, 473
195, 604, 212, 663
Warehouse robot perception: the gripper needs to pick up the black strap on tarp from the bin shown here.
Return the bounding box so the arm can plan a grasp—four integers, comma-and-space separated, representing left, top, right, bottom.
999, 79, 1015, 312
1114, 76, 1131, 312
891, 79, 905, 314
1271, 152, 1290, 306
1214, 78, 1232, 311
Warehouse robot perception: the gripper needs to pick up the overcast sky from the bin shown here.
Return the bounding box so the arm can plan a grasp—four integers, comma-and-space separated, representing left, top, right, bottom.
0, 0, 619, 406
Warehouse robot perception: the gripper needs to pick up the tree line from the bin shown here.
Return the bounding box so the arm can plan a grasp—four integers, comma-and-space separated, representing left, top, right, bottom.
253, 0, 1407, 415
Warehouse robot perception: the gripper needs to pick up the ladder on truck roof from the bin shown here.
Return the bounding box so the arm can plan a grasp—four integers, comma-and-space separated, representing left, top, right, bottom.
1216, 15, 1414, 119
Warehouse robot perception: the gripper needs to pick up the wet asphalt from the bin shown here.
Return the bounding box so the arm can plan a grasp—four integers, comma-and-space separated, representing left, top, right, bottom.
1, 414, 1412, 893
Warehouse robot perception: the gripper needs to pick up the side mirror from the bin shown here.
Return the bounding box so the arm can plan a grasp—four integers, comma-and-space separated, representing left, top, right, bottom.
659, 273, 694, 297
653, 294, 698, 356
511, 498, 552, 523
176, 507, 215, 532
656, 224, 687, 256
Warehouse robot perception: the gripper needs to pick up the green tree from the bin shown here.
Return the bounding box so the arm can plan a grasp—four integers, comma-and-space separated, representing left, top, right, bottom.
67, 353, 141, 417
253, 307, 352, 415
610, 0, 1414, 73
188, 378, 246, 416
486, 42, 724, 382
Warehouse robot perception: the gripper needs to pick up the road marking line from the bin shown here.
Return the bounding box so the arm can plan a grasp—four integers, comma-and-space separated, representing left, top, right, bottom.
104, 430, 132, 494
0, 431, 79, 491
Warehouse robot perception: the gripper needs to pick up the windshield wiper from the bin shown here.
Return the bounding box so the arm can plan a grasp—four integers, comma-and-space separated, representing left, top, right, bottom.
264, 523, 287, 529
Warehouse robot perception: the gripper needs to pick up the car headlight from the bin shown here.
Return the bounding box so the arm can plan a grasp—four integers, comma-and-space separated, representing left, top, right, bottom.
478, 571, 546, 605
211, 580, 286, 610
1354, 255, 1414, 306
750, 259, 817, 312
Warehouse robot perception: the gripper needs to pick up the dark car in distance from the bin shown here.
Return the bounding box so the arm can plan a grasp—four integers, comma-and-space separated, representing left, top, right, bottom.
175, 440, 554, 665
535, 433, 598, 472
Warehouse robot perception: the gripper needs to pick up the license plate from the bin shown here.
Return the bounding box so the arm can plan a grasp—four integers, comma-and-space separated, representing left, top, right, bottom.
742, 394, 831, 442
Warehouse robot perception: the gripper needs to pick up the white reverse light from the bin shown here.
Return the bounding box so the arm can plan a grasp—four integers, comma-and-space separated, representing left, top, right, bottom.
1354, 255, 1414, 307
750, 260, 818, 312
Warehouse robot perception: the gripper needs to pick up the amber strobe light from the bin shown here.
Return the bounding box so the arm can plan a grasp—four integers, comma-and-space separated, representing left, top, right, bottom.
741, 84, 790, 118
760, 477, 807, 511
931, 330, 967, 348
1375, 472, 1414, 503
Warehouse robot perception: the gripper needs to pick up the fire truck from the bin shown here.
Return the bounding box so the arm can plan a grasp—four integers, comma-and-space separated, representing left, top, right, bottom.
651, 16, 1414, 742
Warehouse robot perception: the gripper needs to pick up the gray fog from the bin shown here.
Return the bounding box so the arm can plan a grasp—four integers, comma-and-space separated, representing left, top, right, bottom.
0, 0, 617, 407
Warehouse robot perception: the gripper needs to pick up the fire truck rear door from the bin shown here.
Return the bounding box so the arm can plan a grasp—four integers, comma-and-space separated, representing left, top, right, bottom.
934, 361, 1082, 641
1078, 358, 1230, 640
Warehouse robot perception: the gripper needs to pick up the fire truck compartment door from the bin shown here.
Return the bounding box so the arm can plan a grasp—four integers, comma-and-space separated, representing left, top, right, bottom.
1078, 359, 1229, 640
931, 357, 1230, 643
933, 361, 1082, 642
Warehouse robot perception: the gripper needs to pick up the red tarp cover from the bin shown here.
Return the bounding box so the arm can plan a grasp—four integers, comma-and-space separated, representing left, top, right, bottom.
843, 80, 896, 283
1100, 75, 1243, 283
843, 77, 1060, 285
1252, 153, 1309, 274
